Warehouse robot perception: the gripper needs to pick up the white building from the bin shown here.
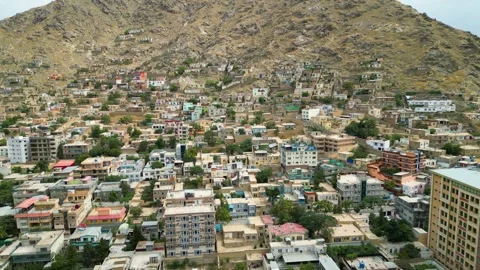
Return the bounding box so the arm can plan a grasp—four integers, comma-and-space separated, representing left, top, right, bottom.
280, 143, 318, 169
366, 139, 390, 151
252, 88, 269, 99
269, 239, 327, 260
337, 173, 385, 205
148, 77, 166, 87
407, 99, 455, 113
116, 159, 145, 182
7, 136, 30, 164
0, 146, 8, 158
302, 105, 334, 121
402, 181, 427, 197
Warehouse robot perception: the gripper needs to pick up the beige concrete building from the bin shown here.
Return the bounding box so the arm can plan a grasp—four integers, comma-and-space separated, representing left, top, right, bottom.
29, 134, 58, 162
164, 205, 216, 258
310, 132, 356, 158
79, 157, 115, 181
428, 168, 480, 270
62, 141, 92, 159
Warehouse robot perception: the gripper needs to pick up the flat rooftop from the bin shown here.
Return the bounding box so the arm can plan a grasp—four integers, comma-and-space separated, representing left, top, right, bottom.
164, 205, 215, 215
433, 168, 480, 190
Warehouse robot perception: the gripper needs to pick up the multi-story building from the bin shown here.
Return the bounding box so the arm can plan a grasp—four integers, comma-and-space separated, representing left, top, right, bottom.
382, 150, 425, 174
14, 196, 60, 233
208, 105, 226, 117
79, 157, 115, 181
116, 159, 145, 182
337, 173, 385, 205
0, 145, 8, 158
407, 99, 455, 113
7, 136, 30, 163
163, 189, 214, 208
29, 134, 58, 162
395, 195, 430, 229
10, 230, 64, 270
428, 168, 480, 270
221, 197, 268, 220
280, 142, 318, 170
250, 151, 281, 168
12, 181, 55, 206
301, 105, 334, 121
53, 189, 93, 233
310, 132, 357, 157
62, 141, 91, 159
85, 206, 126, 228
93, 182, 122, 202
69, 227, 113, 251
366, 139, 390, 151
164, 205, 216, 257
286, 168, 313, 181
269, 239, 327, 260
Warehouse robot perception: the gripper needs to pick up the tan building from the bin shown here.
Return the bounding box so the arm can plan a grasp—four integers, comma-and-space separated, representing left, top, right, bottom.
460, 145, 480, 157
163, 189, 214, 208
62, 141, 92, 159
14, 196, 60, 233
310, 132, 356, 158
164, 205, 216, 257
428, 168, 480, 270
29, 134, 58, 162
79, 157, 115, 181
251, 151, 280, 168
53, 189, 93, 233
330, 224, 365, 243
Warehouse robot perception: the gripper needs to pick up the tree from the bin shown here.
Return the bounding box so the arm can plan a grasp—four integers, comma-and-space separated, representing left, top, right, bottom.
265, 187, 280, 205
0, 139, 6, 147
343, 82, 355, 91
344, 118, 379, 139
384, 180, 396, 190
57, 143, 65, 159
235, 262, 247, 270
101, 115, 111, 124
34, 160, 49, 172
442, 142, 461, 155
119, 116, 133, 124
74, 153, 90, 166
50, 245, 80, 270
258, 97, 266, 104
314, 200, 334, 213
108, 191, 119, 202
130, 207, 143, 218
82, 243, 96, 267
271, 198, 295, 224
151, 161, 164, 169
225, 144, 240, 156
216, 199, 232, 223
169, 83, 179, 92
204, 130, 216, 146
398, 243, 420, 259
130, 128, 142, 139
168, 136, 177, 148
137, 141, 149, 153
239, 139, 252, 152
183, 148, 198, 163
0, 215, 18, 238
155, 137, 166, 149
352, 145, 368, 159
299, 212, 337, 238
90, 125, 104, 138
342, 200, 354, 213
413, 122, 429, 129
312, 168, 325, 189
299, 263, 314, 270
189, 166, 204, 176
256, 168, 273, 183
125, 225, 146, 251
238, 128, 246, 135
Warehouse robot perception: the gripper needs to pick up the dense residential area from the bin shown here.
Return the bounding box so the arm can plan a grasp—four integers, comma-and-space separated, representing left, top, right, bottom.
0, 55, 479, 270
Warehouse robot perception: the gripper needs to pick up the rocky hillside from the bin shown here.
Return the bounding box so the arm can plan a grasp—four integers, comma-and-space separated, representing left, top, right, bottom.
0, 0, 479, 94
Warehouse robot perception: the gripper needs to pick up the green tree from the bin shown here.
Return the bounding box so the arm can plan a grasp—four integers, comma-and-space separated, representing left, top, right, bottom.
50, 245, 80, 270
0, 215, 18, 238
124, 225, 146, 251
90, 125, 104, 138
344, 118, 379, 139
271, 198, 295, 224
57, 143, 65, 159
256, 168, 273, 183
235, 263, 247, 270
169, 83, 179, 92
151, 161, 164, 169
119, 116, 133, 124
204, 130, 216, 146
342, 200, 354, 213
442, 142, 461, 155
189, 166, 204, 176
352, 145, 368, 159
82, 243, 96, 267
312, 168, 325, 189
384, 180, 396, 190
168, 136, 177, 148
74, 153, 90, 166
183, 148, 198, 163
0, 139, 5, 146
258, 97, 266, 104
130, 207, 143, 218
137, 141, 149, 153
155, 137, 166, 149
101, 115, 111, 124
299, 262, 314, 270
299, 212, 337, 238
398, 243, 420, 259
314, 200, 334, 213
265, 187, 280, 205
130, 128, 142, 139
413, 122, 429, 129
216, 199, 232, 223
34, 160, 49, 172
239, 139, 252, 152
225, 144, 240, 156
108, 191, 119, 202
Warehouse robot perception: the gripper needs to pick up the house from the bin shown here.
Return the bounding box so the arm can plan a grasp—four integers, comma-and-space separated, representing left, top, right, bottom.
268, 223, 308, 242
366, 139, 390, 151
69, 226, 113, 251
10, 231, 64, 270
85, 206, 127, 228
141, 221, 160, 240
330, 224, 365, 243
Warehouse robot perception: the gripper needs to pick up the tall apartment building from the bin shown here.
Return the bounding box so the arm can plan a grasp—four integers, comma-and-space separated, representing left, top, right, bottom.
7, 136, 30, 163
337, 173, 385, 205
62, 141, 91, 159
428, 168, 480, 270
78, 157, 115, 181
280, 142, 318, 170
164, 205, 216, 257
382, 150, 425, 174
163, 189, 215, 208
29, 134, 58, 162
310, 132, 357, 156
395, 195, 430, 229
14, 196, 60, 233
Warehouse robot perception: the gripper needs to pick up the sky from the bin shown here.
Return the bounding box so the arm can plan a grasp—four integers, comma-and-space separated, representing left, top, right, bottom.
0, 0, 478, 36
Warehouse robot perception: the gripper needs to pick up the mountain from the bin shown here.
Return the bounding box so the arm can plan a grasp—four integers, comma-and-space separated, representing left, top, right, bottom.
0, 0, 479, 95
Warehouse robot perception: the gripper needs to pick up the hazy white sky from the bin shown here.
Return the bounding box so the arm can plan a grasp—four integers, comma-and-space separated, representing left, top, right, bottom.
0, 0, 478, 36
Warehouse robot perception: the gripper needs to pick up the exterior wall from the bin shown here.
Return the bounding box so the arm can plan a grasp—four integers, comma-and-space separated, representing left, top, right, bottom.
7, 137, 30, 163
29, 136, 58, 162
